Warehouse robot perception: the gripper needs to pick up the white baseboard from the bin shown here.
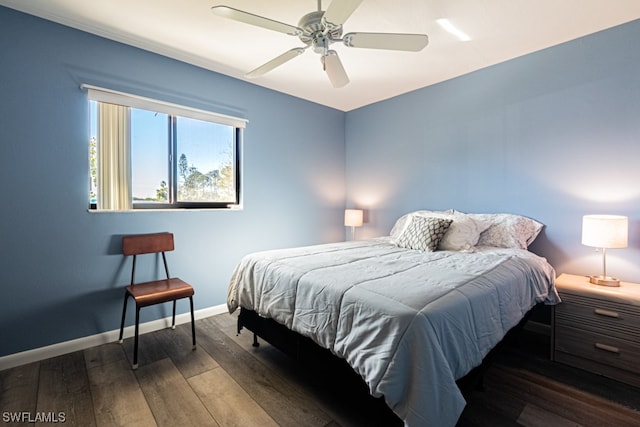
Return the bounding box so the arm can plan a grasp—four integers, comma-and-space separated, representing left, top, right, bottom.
0, 304, 228, 371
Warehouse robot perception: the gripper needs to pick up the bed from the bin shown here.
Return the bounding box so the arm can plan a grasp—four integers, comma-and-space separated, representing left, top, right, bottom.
227, 210, 560, 427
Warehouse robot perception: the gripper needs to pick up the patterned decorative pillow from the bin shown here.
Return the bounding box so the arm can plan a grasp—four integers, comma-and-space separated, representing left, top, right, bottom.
389, 209, 454, 239
390, 210, 488, 251
395, 215, 453, 252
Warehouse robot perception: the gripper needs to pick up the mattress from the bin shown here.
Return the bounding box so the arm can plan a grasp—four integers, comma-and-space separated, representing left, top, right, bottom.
228, 238, 559, 427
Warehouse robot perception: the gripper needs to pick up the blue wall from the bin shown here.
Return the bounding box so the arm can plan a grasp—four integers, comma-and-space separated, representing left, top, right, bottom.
346, 19, 640, 283
3, 4, 640, 358
0, 7, 345, 356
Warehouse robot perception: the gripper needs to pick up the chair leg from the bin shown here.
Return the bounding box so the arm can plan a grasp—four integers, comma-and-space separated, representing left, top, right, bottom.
189, 296, 196, 350
118, 293, 129, 343
132, 306, 140, 370
171, 300, 177, 330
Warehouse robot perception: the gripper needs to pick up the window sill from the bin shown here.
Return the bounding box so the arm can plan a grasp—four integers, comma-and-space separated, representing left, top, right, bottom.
87, 205, 243, 213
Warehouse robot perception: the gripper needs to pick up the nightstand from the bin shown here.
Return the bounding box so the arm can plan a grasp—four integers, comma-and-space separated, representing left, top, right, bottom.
552, 273, 640, 387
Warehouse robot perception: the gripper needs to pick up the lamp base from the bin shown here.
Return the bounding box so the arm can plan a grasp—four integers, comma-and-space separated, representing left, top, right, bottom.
589, 275, 620, 287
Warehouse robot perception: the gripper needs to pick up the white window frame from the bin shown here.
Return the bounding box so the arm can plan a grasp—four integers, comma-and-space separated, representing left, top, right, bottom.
83, 84, 247, 210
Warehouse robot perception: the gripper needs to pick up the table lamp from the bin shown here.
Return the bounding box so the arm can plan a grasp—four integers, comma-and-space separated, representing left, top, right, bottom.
344, 209, 363, 240
581, 214, 628, 287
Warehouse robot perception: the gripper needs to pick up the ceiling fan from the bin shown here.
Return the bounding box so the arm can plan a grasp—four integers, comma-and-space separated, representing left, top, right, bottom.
211, 0, 429, 88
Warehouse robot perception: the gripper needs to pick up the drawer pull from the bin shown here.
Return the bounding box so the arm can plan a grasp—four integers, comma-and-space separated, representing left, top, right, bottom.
594, 342, 620, 354
594, 308, 619, 318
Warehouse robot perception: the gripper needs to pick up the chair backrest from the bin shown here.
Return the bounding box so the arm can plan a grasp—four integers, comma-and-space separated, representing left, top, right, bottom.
122, 232, 174, 256
122, 233, 174, 285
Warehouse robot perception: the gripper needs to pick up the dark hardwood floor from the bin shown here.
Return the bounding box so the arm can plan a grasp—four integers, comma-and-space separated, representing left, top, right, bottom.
1, 313, 639, 426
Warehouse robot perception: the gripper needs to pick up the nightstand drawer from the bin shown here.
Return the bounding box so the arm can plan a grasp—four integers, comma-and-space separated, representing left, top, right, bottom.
553, 274, 640, 387
555, 325, 640, 375
555, 293, 640, 343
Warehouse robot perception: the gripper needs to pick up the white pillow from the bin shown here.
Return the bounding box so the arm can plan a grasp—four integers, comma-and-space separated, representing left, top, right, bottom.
395, 215, 453, 252
464, 212, 543, 249
438, 212, 491, 251
390, 210, 488, 251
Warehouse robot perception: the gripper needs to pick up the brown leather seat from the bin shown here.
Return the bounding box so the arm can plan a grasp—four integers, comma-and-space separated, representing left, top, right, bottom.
118, 232, 196, 369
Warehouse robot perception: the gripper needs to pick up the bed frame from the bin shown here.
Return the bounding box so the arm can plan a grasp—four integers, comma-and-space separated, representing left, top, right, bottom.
236, 305, 537, 397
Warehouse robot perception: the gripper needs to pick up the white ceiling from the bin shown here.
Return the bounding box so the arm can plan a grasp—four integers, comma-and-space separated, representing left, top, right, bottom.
2, 0, 640, 111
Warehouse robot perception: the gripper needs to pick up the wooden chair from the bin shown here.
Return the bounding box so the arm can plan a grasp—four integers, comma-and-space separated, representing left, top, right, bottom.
118, 232, 196, 369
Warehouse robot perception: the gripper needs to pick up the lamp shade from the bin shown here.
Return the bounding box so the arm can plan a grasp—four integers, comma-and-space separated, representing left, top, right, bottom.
344, 209, 363, 227
581, 215, 628, 249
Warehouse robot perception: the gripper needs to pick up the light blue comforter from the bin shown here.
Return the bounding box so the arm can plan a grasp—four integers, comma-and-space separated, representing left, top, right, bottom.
228, 238, 558, 427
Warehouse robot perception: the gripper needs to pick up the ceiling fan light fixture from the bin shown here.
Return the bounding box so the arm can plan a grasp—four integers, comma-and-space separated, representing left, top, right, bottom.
312, 34, 330, 54
212, 1, 428, 87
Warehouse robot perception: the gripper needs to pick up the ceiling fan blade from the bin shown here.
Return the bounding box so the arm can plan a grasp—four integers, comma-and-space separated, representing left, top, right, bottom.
343, 32, 429, 51
322, 0, 364, 28
245, 48, 306, 78
322, 51, 349, 88
211, 6, 302, 36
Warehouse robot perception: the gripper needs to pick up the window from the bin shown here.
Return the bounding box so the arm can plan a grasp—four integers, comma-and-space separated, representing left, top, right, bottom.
86, 85, 246, 210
